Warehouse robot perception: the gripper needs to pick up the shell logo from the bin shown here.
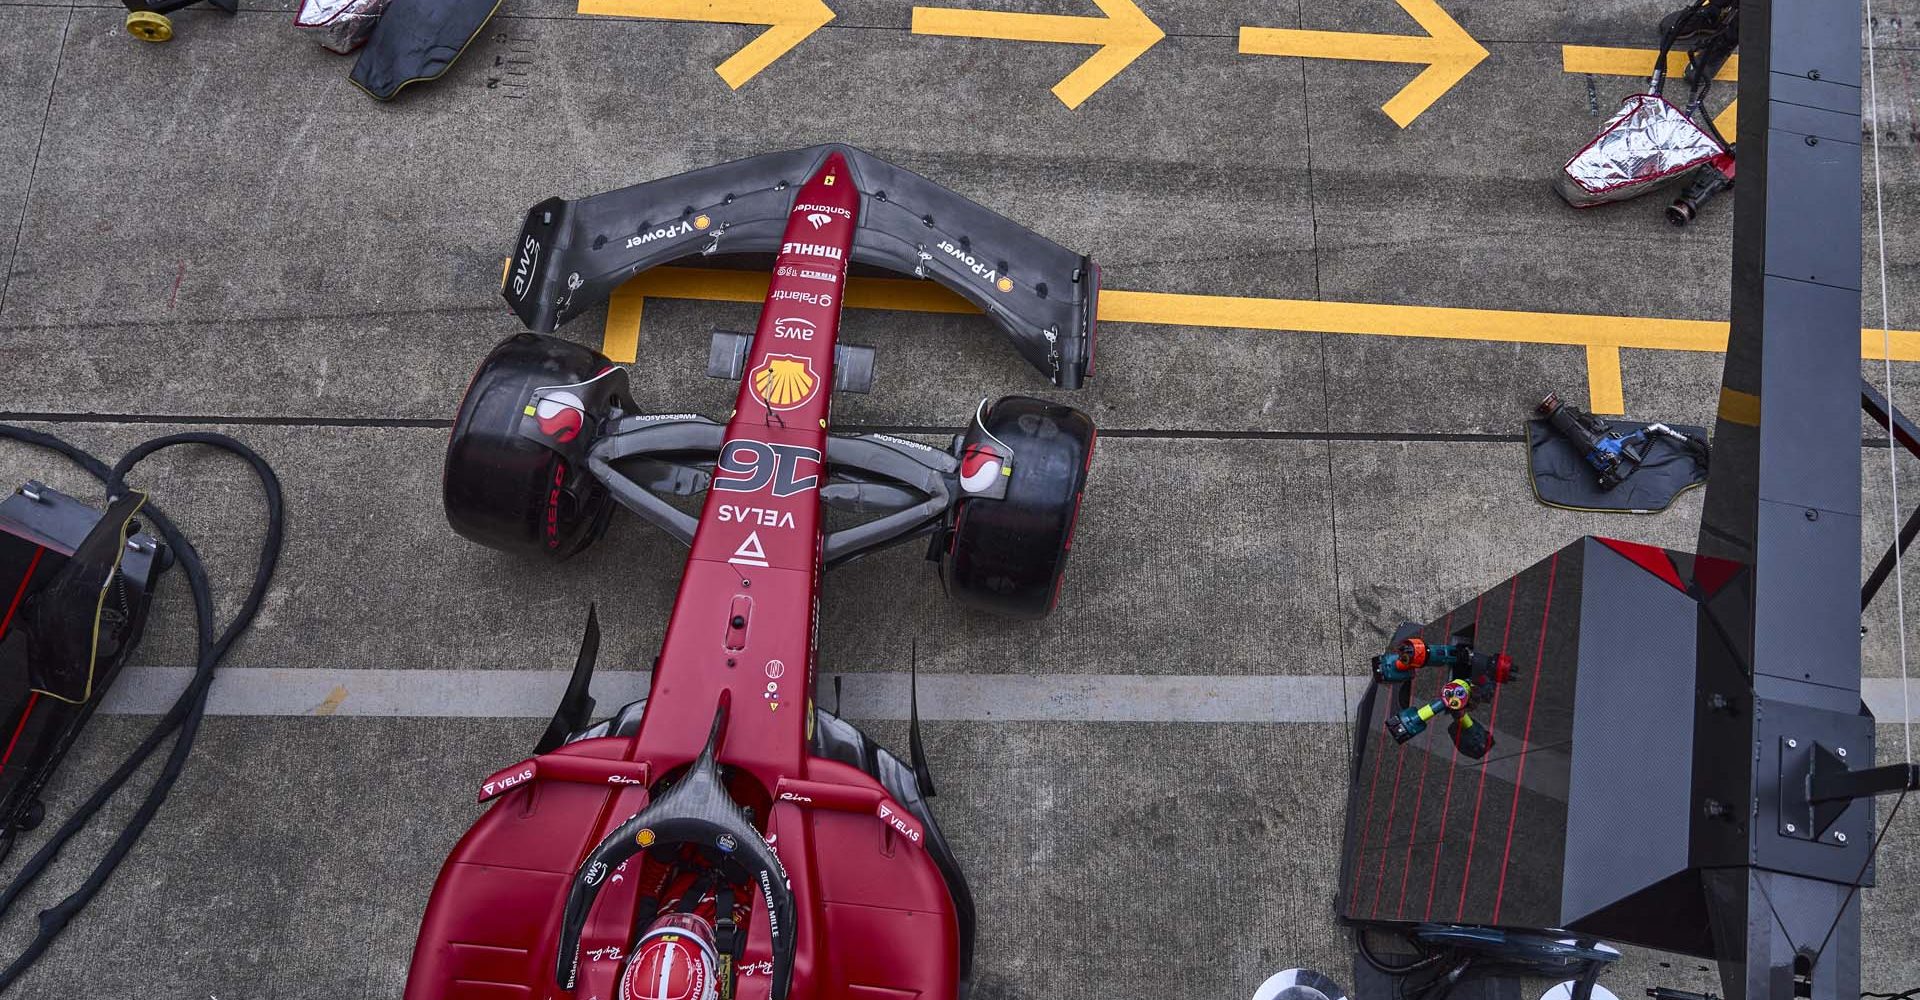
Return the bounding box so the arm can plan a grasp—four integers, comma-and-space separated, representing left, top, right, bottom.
750, 354, 819, 410
694, 214, 711, 230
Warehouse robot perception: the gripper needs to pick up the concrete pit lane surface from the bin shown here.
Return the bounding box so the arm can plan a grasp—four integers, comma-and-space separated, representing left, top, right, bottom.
2, 0, 1920, 996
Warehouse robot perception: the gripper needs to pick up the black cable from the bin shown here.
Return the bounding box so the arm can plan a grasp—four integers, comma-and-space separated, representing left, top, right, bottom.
1651, 0, 1708, 93
1399, 955, 1473, 1000
0, 425, 283, 990
1431, 957, 1475, 1000
1681, 13, 1738, 133
1356, 925, 1447, 975
1863, 990, 1920, 1000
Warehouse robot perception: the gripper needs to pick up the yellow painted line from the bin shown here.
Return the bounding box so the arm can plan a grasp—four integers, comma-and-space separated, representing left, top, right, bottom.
617, 265, 974, 312
1561, 47, 1738, 81
599, 267, 1920, 415
910, 0, 1164, 110
604, 281, 649, 363
1717, 386, 1761, 426
1562, 45, 1737, 137
1239, 0, 1486, 127
577, 0, 834, 89
1585, 344, 1625, 415
1092, 289, 1733, 352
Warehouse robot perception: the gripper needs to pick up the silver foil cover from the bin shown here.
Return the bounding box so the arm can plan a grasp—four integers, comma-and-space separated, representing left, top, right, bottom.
296, 0, 392, 54
1555, 94, 1725, 207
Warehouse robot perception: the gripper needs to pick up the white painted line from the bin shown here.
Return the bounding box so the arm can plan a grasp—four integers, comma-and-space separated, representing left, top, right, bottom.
94, 668, 1919, 726
97, 668, 1362, 722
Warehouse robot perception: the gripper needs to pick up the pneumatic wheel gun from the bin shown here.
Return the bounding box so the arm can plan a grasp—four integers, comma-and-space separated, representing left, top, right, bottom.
1537, 391, 1695, 491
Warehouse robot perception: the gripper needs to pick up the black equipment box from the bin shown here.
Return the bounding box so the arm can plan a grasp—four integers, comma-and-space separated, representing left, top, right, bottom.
0, 482, 168, 858
1339, 535, 1878, 957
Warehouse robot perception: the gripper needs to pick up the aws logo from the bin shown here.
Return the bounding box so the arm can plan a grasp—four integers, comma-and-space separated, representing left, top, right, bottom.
773, 317, 815, 341
510, 235, 539, 301
750, 354, 819, 410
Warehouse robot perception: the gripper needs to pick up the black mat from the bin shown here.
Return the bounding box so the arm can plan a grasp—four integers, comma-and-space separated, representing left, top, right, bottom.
349, 0, 502, 100
1527, 418, 1708, 513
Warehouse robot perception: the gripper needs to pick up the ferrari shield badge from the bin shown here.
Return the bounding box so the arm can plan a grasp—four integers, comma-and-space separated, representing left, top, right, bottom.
750, 355, 819, 411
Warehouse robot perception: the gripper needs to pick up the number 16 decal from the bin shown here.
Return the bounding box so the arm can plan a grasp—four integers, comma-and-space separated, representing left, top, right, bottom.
713, 440, 821, 498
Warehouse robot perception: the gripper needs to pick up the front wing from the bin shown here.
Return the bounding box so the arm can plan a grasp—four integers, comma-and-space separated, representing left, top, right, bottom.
503, 144, 1099, 389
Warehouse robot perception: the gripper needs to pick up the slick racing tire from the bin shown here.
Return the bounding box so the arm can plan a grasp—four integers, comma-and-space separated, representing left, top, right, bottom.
444, 333, 622, 561
941, 396, 1095, 619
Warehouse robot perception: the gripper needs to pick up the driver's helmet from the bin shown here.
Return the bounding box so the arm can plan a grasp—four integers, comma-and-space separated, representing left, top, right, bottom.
619, 912, 719, 1000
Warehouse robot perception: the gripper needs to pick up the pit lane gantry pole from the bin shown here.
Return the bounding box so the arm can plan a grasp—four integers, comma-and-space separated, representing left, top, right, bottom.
1694, 0, 1880, 996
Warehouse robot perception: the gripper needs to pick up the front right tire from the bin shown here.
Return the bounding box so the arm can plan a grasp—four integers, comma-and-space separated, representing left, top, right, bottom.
443, 334, 620, 561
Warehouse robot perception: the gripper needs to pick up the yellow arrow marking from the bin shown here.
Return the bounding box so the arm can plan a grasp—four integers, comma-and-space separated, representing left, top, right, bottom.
1562, 46, 1738, 137
578, 0, 835, 88
602, 267, 1920, 416
1239, 0, 1486, 127
910, 0, 1164, 110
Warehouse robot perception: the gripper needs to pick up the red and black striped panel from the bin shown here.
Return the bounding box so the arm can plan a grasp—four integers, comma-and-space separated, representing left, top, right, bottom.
0, 533, 45, 641
0, 531, 53, 782
1341, 540, 1588, 930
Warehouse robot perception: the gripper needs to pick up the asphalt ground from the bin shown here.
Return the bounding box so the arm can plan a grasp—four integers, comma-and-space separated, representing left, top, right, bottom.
0, 0, 1918, 997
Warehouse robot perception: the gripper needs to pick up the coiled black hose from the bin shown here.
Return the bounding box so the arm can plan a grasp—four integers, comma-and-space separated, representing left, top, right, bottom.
0, 425, 283, 990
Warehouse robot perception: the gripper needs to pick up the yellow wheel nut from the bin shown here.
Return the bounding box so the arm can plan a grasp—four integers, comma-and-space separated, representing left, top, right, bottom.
125, 10, 173, 42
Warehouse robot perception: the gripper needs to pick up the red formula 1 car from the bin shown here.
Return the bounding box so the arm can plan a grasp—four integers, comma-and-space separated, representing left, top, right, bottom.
405, 146, 1100, 1000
